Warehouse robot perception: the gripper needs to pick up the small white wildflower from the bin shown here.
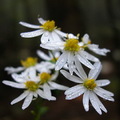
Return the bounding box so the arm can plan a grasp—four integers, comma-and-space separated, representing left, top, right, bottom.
20, 18, 67, 44
60, 62, 114, 115
2, 68, 55, 110
82, 34, 110, 56
5, 57, 54, 74
41, 34, 99, 74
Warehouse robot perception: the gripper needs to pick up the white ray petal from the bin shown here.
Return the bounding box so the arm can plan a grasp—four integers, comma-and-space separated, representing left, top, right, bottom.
38, 18, 46, 24
94, 87, 114, 101
54, 29, 67, 37
5, 67, 24, 74
2, 80, 25, 88
19, 22, 40, 29
55, 52, 68, 70
11, 73, 25, 82
43, 83, 56, 100
22, 92, 33, 110
80, 51, 99, 62
48, 81, 68, 90
28, 68, 36, 80
11, 91, 29, 105
60, 70, 83, 83
96, 79, 110, 87
37, 50, 50, 60
20, 29, 43, 38
65, 85, 84, 95
76, 54, 95, 69
41, 31, 49, 44
89, 92, 102, 115
74, 58, 87, 80
93, 93, 107, 113
65, 86, 86, 100
88, 62, 102, 79
83, 90, 90, 111
88, 44, 110, 56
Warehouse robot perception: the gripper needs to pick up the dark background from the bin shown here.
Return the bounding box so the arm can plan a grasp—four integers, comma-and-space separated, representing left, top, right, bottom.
0, 0, 120, 120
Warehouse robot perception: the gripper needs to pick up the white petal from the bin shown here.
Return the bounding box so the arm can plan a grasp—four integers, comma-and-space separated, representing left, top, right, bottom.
40, 41, 64, 50
48, 81, 68, 90
12, 73, 25, 82
65, 85, 86, 100
28, 68, 36, 80
20, 29, 43, 38
94, 87, 114, 101
67, 52, 75, 75
41, 31, 49, 44
88, 62, 102, 79
43, 83, 56, 100
37, 50, 50, 60
96, 79, 110, 87
54, 29, 67, 37
22, 92, 33, 109
51, 31, 62, 42
60, 70, 83, 83
36, 89, 46, 99
88, 44, 110, 56
80, 51, 99, 62
55, 52, 68, 70
89, 92, 102, 115
93, 93, 107, 113
74, 58, 87, 80
50, 71, 59, 80
19, 21, 40, 29
5, 67, 24, 74
2, 80, 25, 88
83, 90, 90, 111
76, 53, 95, 69
11, 91, 29, 105
38, 18, 46, 24
82, 34, 90, 44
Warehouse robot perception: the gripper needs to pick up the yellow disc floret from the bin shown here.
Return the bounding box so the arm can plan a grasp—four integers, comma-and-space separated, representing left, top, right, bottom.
64, 39, 80, 52
25, 81, 39, 91
39, 72, 51, 84
41, 20, 56, 32
83, 79, 97, 90
21, 57, 37, 68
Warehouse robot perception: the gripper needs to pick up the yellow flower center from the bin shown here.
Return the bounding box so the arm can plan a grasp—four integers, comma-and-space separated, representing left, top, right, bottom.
41, 20, 56, 31
39, 72, 51, 84
83, 79, 96, 90
25, 81, 39, 91
21, 57, 37, 68
64, 39, 80, 52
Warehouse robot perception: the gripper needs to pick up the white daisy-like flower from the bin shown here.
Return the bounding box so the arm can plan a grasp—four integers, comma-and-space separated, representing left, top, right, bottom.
81, 34, 110, 56
3, 68, 68, 109
60, 62, 114, 115
5, 57, 54, 74
41, 34, 99, 75
2, 68, 55, 110
20, 18, 67, 44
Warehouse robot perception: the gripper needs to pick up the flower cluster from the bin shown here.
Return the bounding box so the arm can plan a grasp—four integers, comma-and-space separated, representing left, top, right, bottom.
3, 18, 114, 115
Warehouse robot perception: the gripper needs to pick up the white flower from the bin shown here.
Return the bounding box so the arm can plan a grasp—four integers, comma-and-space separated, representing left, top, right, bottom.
41, 34, 99, 75
81, 34, 110, 56
3, 68, 68, 109
20, 18, 67, 44
60, 62, 114, 115
2, 68, 55, 110
5, 57, 54, 74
